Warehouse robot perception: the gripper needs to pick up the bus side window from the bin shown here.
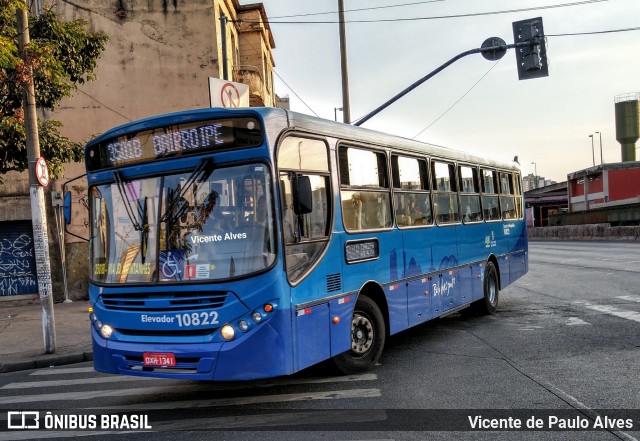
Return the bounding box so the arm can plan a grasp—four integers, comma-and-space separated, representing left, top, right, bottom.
499, 172, 516, 220
339, 146, 392, 231
514, 173, 524, 218
481, 168, 501, 221
459, 165, 482, 223
392, 155, 431, 228
432, 160, 459, 224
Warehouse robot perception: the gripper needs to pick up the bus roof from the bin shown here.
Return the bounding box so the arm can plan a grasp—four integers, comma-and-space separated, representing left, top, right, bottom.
86, 106, 520, 173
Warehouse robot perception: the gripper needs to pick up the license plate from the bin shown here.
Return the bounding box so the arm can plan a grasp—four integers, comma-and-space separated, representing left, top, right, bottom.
143, 352, 176, 367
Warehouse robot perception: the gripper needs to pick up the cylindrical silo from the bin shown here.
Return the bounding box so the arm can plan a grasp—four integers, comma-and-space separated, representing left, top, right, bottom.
615, 93, 639, 162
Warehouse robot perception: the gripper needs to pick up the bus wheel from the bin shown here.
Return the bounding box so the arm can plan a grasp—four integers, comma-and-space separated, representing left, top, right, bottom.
473, 261, 499, 315
332, 296, 385, 375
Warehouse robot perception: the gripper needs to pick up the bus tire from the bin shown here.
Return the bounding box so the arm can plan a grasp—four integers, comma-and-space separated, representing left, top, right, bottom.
332, 296, 385, 375
473, 261, 499, 315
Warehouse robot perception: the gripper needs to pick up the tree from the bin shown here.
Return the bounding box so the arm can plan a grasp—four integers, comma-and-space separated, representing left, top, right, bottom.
0, 1, 108, 182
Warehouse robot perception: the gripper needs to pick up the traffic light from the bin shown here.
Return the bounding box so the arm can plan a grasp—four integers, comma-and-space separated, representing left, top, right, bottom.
512, 17, 548, 80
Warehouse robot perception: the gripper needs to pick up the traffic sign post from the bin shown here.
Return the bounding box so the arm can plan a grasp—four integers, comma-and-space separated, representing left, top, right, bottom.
16, 9, 56, 354
355, 17, 548, 126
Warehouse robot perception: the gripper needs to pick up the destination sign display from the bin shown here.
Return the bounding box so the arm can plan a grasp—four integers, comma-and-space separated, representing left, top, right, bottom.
86, 117, 262, 171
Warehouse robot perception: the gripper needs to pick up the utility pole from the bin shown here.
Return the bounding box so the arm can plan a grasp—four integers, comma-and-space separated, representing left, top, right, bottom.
220, 13, 228, 81
338, 0, 351, 123
16, 6, 56, 354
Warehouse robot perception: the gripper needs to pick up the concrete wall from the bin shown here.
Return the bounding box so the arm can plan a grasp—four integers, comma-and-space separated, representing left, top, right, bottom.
1, 0, 277, 303
528, 224, 640, 241
0, 163, 90, 302
48, 0, 222, 143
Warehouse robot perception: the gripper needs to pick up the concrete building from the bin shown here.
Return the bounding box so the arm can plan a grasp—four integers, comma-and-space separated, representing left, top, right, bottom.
524, 182, 568, 227
522, 173, 555, 192
0, 0, 277, 302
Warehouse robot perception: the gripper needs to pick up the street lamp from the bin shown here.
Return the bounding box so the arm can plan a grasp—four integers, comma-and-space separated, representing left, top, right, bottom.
588, 134, 595, 167
531, 161, 537, 189
334, 107, 343, 122
595, 131, 603, 165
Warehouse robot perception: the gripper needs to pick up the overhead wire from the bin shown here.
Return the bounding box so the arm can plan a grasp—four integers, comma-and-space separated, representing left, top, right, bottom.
243, 0, 609, 24
412, 56, 504, 139
269, 0, 447, 19
236, 31, 320, 117
546, 26, 640, 36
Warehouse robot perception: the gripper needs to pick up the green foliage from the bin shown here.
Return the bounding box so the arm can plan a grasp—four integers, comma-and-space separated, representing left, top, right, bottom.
0, 3, 108, 181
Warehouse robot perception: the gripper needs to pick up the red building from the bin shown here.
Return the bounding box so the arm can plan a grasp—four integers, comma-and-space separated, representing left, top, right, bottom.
569, 162, 640, 211
562, 162, 640, 225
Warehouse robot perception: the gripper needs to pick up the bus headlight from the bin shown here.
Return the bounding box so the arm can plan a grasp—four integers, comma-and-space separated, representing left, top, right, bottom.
252, 311, 263, 323
221, 324, 235, 341
100, 324, 113, 339
238, 320, 249, 332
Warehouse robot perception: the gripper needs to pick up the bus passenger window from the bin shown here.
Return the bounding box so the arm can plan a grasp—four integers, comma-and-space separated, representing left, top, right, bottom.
459, 165, 482, 223
339, 146, 392, 231
481, 168, 501, 221
432, 161, 459, 224
392, 155, 431, 228
499, 172, 516, 219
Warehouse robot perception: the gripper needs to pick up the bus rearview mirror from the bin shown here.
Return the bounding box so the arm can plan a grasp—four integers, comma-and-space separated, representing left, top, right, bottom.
293, 175, 312, 215
63, 191, 72, 225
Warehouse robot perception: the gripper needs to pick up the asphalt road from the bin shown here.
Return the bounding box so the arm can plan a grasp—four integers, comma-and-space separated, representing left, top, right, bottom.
1, 241, 640, 441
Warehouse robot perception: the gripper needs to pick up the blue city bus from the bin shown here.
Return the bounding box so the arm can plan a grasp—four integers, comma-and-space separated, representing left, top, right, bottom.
85, 106, 528, 381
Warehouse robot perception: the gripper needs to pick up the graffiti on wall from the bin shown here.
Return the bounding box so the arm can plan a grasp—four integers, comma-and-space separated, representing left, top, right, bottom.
0, 233, 37, 296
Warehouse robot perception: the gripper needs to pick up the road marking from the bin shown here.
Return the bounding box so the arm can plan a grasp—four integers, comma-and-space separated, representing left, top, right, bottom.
617, 295, 640, 303
536, 379, 638, 441
0, 386, 380, 406
0, 373, 377, 404
2, 375, 156, 390
566, 317, 590, 326
150, 409, 388, 430
30, 366, 95, 376
98, 388, 382, 411
574, 301, 640, 324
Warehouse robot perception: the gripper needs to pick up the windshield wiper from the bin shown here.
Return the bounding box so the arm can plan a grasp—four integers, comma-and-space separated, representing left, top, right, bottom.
140, 196, 149, 263
113, 171, 142, 231
160, 158, 214, 223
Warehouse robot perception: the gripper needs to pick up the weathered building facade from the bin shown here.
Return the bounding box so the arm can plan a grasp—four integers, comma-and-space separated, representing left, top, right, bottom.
0, 0, 277, 302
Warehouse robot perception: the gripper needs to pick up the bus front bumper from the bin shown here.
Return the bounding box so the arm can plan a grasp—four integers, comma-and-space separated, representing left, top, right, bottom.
91, 310, 292, 381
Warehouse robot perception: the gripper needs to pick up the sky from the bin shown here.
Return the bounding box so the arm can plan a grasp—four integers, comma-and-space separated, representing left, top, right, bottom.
252, 0, 640, 183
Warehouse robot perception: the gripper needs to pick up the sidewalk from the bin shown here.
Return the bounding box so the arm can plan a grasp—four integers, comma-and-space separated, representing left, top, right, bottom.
0, 299, 93, 373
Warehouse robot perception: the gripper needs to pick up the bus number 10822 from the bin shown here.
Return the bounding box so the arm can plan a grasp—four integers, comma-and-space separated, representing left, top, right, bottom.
175, 311, 219, 327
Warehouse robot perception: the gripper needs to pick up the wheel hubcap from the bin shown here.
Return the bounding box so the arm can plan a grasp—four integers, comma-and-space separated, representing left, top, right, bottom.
351, 313, 374, 355
488, 277, 497, 305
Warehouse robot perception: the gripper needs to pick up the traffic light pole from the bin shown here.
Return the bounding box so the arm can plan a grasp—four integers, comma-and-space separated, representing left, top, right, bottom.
16, 7, 57, 354
354, 40, 536, 127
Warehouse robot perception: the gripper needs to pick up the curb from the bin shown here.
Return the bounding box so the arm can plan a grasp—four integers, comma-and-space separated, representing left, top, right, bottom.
0, 351, 93, 374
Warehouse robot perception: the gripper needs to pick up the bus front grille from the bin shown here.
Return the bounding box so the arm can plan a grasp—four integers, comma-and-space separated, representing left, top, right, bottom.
99, 291, 228, 312
119, 328, 214, 337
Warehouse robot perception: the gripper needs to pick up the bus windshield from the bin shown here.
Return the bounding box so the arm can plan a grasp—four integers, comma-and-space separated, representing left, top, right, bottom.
90, 162, 276, 284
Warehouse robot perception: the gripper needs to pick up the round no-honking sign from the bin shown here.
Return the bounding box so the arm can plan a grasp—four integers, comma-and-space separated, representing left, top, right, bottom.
35, 157, 49, 187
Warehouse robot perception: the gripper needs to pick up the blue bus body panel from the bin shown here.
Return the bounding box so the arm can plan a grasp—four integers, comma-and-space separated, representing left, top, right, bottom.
85, 106, 529, 381
92, 309, 292, 381
90, 267, 296, 381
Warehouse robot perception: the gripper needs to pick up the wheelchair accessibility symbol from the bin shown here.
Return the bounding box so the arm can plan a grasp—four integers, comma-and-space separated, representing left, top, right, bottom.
159, 250, 185, 280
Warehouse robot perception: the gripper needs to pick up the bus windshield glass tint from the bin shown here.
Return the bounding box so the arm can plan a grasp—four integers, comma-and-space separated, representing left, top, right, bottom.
90, 163, 276, 283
